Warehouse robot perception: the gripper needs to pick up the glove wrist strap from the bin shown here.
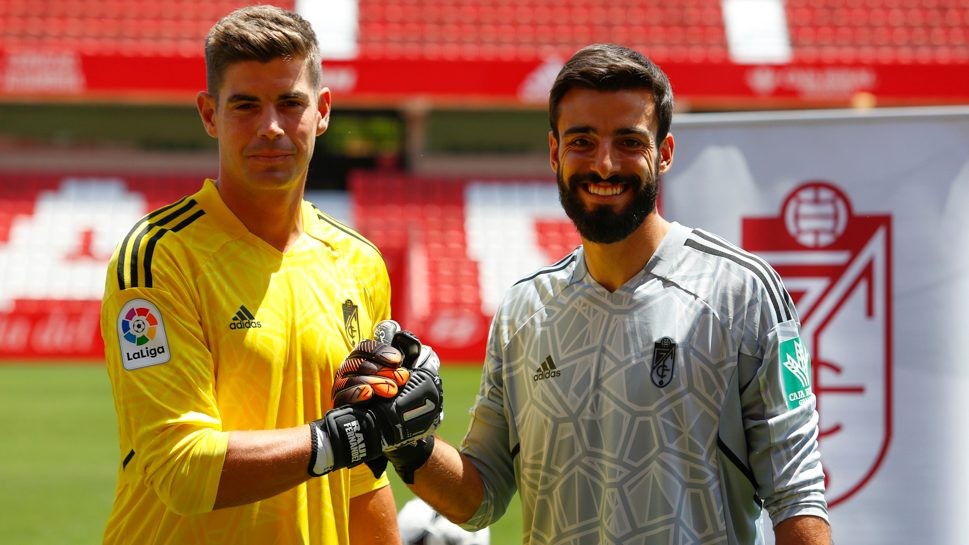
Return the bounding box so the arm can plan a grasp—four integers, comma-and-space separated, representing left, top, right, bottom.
309, 406, 380, 477
307, 424, 335, 477
386, 435, 435, 484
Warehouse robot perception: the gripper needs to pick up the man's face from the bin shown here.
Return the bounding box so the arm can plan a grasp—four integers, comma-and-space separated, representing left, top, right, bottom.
550, 88, 673, 244
197, 57, 330, 192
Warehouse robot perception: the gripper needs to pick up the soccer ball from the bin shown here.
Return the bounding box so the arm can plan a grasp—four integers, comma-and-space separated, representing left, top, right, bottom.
398, 498, 491, 545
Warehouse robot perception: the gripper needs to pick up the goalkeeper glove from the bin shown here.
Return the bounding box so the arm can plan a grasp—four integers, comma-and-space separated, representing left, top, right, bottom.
332, 338, 411, 406
329, 320, 444, 482
310, 328, 443, 477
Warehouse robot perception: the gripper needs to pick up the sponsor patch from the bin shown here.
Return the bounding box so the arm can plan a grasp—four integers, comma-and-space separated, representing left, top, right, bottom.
780, 336, 812, 409
118, 298, 171, 370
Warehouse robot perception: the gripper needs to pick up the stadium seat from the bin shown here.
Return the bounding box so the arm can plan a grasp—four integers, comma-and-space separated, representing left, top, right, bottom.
3, 0, 965, 67
0, 0, 295, 55
350, 172, 486, 318
785, 0, 968, 63
354, 0, 731, 62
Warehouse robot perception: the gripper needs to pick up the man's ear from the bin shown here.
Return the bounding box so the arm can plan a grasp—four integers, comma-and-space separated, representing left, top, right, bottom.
316, 87, 332, 136
196, 92, 218, 139
549, 131, 560, 174
658, 132, 675, 174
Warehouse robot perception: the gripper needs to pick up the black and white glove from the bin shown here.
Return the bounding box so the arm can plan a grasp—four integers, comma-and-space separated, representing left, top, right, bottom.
377, 326, 442, 483
310, 321, 443, 480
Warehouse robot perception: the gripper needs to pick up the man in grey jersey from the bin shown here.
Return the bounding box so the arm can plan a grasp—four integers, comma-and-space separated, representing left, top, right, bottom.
334, 43, 832, 545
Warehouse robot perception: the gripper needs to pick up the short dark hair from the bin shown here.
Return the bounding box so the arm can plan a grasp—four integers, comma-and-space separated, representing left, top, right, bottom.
204, 5, 322, 97
549, 44, 674, 143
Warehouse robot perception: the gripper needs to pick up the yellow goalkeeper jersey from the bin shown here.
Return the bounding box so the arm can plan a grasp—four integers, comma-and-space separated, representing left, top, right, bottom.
100, 179, 390, 545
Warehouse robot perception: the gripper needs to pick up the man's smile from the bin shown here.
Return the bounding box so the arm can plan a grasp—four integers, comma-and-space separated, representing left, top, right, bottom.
584, 182, 628, 197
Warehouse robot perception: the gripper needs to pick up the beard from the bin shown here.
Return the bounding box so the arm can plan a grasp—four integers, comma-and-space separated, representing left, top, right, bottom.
557, 167, 658, 244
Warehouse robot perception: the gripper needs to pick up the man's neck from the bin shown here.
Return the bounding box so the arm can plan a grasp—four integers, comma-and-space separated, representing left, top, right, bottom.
582, 213, 670, 293
216, 180, 305, 253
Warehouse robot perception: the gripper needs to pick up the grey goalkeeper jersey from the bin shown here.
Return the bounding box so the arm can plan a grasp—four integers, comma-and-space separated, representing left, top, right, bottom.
460, 222, 828, 545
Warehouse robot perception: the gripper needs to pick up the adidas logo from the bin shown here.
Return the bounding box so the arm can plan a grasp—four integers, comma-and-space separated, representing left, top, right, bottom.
229, 305, 262, 330
533, 355, 561, 382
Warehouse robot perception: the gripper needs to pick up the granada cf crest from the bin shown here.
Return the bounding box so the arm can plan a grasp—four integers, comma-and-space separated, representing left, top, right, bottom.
650, 337, 677, 388
342, 299, 360, 345
743, 181, 892, 507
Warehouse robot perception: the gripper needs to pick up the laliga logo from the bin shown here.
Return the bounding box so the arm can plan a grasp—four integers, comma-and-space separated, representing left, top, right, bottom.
118, 299, 170, 369
744, 181, 892, 507
121, 306, 158, 346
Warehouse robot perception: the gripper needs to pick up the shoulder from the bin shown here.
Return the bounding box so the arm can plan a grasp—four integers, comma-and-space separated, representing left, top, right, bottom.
680, 228, 774, 280
306, 203, 383, 263
675, 227, 796, 325
511, 251, 577, 292
513, 251, 577, 285
109, 191, 214, 291
497, 251, 579, 319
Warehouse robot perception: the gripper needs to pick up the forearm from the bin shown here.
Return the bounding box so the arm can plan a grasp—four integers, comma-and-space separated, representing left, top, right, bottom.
214, 426, 312, 509
774, 515, 831, 545
349, 485, 401, 545
407, 437, 484, 524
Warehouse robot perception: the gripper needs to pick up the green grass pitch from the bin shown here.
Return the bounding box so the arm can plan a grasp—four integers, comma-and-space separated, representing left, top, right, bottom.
0, 362, 522, 544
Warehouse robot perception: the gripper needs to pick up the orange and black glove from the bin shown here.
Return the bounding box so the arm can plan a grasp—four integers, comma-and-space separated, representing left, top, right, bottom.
325, 320, 443, 482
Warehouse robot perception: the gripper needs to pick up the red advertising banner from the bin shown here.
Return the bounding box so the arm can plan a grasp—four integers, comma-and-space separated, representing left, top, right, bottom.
2, 49, 968, 107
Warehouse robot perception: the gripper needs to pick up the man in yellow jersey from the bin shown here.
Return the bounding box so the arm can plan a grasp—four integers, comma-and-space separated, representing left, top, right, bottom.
99, 5, 442, 544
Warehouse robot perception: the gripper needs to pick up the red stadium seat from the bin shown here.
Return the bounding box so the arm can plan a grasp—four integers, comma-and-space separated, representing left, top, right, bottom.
356, 0, 733, 62
0, 0, 295, 55
6, 0, 962, 67
784, 0, 968, 63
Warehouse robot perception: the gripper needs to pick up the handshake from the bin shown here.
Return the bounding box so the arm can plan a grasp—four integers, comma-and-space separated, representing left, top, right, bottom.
308, 321, 444, 483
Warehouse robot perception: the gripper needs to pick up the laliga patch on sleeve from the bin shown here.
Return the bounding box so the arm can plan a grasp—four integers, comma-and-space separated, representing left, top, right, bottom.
779, 335, 812, 410
117, 298, 171, 370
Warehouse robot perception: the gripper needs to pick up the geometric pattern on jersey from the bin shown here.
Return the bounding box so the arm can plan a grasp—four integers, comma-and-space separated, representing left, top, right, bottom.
100, 179, 392, 545
461, 222, 827, 545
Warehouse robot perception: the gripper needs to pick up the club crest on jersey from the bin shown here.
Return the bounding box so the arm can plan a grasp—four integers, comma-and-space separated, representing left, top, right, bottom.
117, 298, 171, 370
650, 337, 677, 387
343, 299, 360, 345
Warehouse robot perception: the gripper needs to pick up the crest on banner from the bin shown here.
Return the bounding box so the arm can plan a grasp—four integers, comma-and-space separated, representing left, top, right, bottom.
743, 180, 892, 507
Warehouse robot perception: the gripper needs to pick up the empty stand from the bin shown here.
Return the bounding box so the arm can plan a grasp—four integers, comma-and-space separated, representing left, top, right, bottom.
786, 0, 969, 63
350, 172, 482, 318
2, 0, 966, 106
357, 0, 730, 62
1, 0, 948, 65
0, 173, 200, 309
0, 0, 295, 55
349, 172, 580, 333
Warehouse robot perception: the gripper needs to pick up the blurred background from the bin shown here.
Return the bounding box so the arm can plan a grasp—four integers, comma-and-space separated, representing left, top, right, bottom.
1, 0, 968, 543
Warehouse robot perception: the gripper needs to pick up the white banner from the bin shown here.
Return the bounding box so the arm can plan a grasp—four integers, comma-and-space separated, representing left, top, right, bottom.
664, 106, 969, 545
